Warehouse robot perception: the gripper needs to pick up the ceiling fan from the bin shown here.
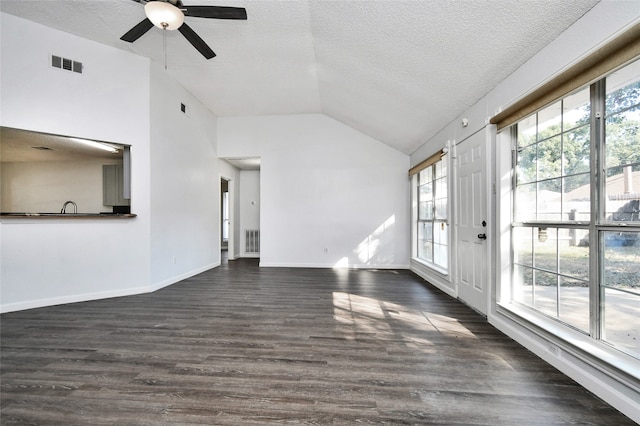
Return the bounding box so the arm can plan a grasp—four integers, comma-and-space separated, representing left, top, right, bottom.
120, 0, 247, 59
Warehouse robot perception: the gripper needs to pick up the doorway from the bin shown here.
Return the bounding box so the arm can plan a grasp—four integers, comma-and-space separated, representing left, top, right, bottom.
221, 177, 231, 263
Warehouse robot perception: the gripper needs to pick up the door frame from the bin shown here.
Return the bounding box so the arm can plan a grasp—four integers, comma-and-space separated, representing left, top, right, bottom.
220, 175, 236, 260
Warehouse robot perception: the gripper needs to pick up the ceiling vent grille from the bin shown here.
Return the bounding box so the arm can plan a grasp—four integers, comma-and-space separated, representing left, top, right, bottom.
51, 55, 83, 74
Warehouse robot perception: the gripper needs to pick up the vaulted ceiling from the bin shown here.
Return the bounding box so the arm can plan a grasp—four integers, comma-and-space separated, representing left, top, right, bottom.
1, 0, 599, 155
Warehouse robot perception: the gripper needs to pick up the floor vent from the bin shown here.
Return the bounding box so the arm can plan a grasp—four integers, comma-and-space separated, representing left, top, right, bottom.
51, 55, 83, 74
245, 230, 260, 253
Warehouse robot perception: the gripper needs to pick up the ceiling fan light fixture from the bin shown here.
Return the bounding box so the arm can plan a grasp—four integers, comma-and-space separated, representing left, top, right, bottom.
145, 1, 184, 30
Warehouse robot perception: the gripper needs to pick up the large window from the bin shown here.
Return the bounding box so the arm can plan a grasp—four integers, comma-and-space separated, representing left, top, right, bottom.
510, 58, 640, 360
417, 156, 448, 271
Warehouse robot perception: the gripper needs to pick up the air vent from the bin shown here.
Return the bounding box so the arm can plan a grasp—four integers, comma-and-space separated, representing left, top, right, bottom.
51, 55, 83, 74
245, 230, 260, 253
180, 103, 187, 114
31, 146, 53, 151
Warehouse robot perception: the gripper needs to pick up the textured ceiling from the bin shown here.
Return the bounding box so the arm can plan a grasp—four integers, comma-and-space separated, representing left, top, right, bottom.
0, 0, 599, 155
1, 127, 125, 162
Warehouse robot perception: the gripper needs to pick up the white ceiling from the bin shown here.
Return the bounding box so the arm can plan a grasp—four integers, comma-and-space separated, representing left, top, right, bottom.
1, 127, 125, 162
0, 0, 599, 155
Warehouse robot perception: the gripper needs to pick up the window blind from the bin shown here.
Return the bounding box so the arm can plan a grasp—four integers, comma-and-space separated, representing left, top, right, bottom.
490, 22, 640, 131
408, 149, 445, 176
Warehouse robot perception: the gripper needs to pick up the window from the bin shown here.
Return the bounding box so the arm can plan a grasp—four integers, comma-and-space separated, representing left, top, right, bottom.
509, 58, 640, 360
416, 155, 448, 271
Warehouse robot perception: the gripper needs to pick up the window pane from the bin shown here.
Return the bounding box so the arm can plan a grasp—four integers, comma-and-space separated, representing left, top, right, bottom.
537, 136, 562, 180
435, 199, 447, 220
435, 177, 447, 201
562, 88, 591, 131
606, 57, 640, 116
605, 58, 640, 222
514, 264, 534, 308
563, 173, 590, 222
604, 106, 640, 172
534, 270, 558, 317
603, 231, 640, 294
516, 143, 537, 184
418, 201, 433, 220
515, 182, 536, 222
417, 222, 432, 262
435, 159, 445, 178
534, 227, 557, 272
517, 114, 537, 147
603, 288, 640, 359
606, 199, 640, 225
559, 277, 590, 333
513, 226, 533, 267
419, 169, 432, 186
419, 182, 433, 201
537, 101, 562, 140
563, 126, 590, 176
558, 228, 589, 281
602, 229, 640, 356
434, 221, 448, 245
537, 179, 562, 221
434, 243, 448, 269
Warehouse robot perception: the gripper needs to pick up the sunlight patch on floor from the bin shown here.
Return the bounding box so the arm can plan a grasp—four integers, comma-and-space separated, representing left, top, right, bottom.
332, 292, 478, 344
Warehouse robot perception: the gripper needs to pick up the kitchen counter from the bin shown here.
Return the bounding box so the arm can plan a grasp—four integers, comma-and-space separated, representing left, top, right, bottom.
1, 213, 136, 219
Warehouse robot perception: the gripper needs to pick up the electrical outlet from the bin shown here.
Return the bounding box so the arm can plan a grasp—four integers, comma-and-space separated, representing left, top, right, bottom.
173, 256, 177, 264
323, 248, 328, 254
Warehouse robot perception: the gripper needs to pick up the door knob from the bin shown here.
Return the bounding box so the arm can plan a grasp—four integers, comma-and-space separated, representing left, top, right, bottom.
478, 233, 487, 240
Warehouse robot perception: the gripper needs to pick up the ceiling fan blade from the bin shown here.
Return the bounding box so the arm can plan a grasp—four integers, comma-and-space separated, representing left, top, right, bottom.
120, 18, 154, 42
183, 6, 247, 20
178, 23, 216, 59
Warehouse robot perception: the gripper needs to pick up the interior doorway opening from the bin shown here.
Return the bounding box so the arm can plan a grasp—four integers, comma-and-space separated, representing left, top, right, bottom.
221, 177, 230, 263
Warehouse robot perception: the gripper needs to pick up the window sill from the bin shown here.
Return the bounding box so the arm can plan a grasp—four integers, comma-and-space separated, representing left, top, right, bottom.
496, 302, 640, 388
411, 257, 449, 277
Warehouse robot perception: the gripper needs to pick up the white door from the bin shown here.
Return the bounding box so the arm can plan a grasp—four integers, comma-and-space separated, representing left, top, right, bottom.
456, 130, 489, 314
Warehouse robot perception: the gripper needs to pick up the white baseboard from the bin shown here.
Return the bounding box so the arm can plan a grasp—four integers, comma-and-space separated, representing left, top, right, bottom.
0, 285, 150, 314
149, 262, 219, 292
239, 253, 260, 258
259, 261, 409, 269
1, 262, 221, 314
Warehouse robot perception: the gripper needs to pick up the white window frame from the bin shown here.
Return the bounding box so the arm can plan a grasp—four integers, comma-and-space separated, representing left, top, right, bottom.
497, 58, 640, 380
413, 153, 449, 275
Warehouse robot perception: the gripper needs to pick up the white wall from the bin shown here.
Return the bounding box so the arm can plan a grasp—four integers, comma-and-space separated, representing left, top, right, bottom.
408, 2, 640, 421
218, 114, 410, 268
239, 170, 260, 257
0, 12, 151, 312
1, 159, 122, 213
1, 13, 223, 312
149, 63, 220, 288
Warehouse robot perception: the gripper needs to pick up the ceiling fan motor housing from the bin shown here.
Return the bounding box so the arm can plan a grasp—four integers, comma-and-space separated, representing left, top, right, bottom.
145, 1, 184, 30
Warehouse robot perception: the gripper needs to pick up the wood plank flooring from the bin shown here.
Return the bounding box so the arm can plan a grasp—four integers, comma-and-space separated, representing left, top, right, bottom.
1, 258, 633, 424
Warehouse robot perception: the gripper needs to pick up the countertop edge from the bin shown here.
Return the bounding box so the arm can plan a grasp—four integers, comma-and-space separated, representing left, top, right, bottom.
1, 213, 137, 219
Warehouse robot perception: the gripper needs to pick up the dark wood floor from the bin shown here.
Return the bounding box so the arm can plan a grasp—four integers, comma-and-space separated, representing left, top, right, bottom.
1, 257, 633, 425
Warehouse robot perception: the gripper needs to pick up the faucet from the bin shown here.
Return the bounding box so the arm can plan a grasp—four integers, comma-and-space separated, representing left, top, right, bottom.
61, 201, 77, 214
